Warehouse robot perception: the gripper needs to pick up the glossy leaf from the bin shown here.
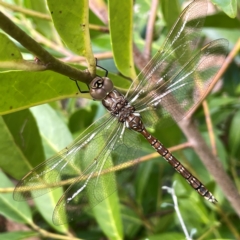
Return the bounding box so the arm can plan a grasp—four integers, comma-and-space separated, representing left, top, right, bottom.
0, 69, 130, 115
211, 0, 237, 18
34, 189, 67, 233
0, 171, 32, 224
202, 132, 228, 171
109, 0, 136, 79
0, 33, 22, 61
25, 0, 54, 39
47, 0, 92, 57
205, 13, 240, 28
92, 193, 123, 240
68, 102, 98, 134
0, 231, 37, 240
0, 71, 78, 115
30, 104, 73, 157
161, 0, 180, 29
0, 109, 44, 179
30, 104, 72, 233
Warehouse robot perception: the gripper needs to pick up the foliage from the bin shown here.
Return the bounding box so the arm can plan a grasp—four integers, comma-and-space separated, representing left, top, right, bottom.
0, 0, 240, 239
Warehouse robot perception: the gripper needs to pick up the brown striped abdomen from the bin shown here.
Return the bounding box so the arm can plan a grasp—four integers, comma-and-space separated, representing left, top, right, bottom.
141, 128, 217, 203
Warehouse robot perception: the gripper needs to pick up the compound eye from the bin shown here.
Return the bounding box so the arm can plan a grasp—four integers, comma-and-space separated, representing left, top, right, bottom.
89, 77, 113, 100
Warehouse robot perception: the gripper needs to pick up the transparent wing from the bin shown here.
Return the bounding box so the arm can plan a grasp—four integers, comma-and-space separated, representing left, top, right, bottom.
52, 126, 141, 225
13, 114, 114, 200
125, 0, 228, 128
135, 39, 228, 127
14, 112, 142, 225
126, 0, 208, 101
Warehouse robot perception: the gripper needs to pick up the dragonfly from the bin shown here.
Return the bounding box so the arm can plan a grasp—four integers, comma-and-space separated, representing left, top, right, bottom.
14, 0, 228, 225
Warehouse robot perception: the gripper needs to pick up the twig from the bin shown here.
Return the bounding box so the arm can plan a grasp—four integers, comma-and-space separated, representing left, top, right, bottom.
89, 0, 109, 24
0, 11, 92, 83
188, 38, 240, 115
144, 0, 159, 60
29, 221, 81, 240
0, 60, 47, 71
202, 100, 217, 156
0, 0, 51, 20
17, 14, 74, 57
1, 142, 192, 193
89, 23, 109, 33
0, 1, 109, 33
61, 51, 113, 64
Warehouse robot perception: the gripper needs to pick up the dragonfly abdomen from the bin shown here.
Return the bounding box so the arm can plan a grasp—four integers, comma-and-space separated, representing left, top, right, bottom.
141, 128, 217, 203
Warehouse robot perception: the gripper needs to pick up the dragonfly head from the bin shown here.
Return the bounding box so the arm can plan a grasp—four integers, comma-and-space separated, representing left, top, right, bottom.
89, 76, 113, 100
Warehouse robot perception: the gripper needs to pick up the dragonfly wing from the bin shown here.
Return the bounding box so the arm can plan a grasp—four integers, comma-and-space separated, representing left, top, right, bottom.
52, 123, 142, 225
13, 113, 115, 200
135, 39, 228, 127
125, 0, 228, 129
14, 110, 142, 225
126, 0, 208, 102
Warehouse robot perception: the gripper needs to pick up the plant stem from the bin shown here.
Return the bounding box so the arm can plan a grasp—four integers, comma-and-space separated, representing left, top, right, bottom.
0, 11, 91, 84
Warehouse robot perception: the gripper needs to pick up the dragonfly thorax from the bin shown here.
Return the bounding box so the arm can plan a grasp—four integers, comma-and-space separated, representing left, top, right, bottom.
101, 88, 144, 131
102, 89, 129, 115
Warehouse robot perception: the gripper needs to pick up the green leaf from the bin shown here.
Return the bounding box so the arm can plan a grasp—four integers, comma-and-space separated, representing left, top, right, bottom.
154, 210, 175, 234
109, 0, 136, 79
0, 33, 22, 61
30, 104, 72, 233
68, 102, 98, 134
0, 69, 129, 115
0, 106, 69, 231
30, 104, 73, 158
47, 0, 92, 57
30, 105, 122, 237
0, 231, 37, 240
121, 205, 142, 239
34, 189, 67, 233
135, 160, 160, 214
0, 71, 79, 115
68, 124, 123, 239
211, 0, 237, 18
85, 153, 123, 240
178, 197, 217, 231
92, 192, 123, 240
0, 109, 44, 179
148, 233, 186, 240
0, 171, 32, 224
161, 0, 180, 29
24, 0, 54, 39
205, 13, 240, 28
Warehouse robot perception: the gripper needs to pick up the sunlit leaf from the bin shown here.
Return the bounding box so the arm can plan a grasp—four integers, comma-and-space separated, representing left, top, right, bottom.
109, 0, 136, 79
0, 171, 32, 224
211, 0, 237, 18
